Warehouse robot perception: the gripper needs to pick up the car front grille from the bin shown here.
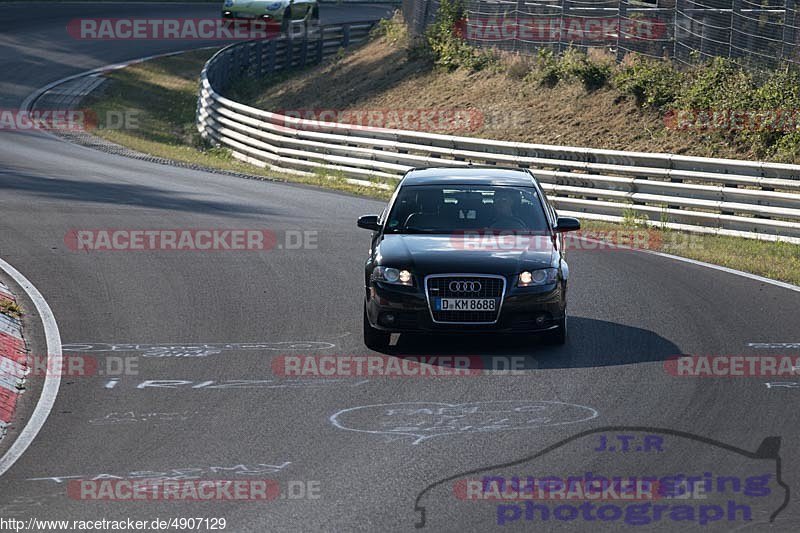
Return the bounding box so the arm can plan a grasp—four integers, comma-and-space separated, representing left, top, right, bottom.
425, 274, 506, 324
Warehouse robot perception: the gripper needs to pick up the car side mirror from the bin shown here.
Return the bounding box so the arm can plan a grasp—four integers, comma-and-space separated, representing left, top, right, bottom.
555, 217, 581, 233
357, 215, 382, 231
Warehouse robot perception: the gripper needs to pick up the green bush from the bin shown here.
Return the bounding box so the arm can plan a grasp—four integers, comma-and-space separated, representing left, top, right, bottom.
559, 48, 613, 91
526, 47, 612, 90
425, 0, 495, 71
529, 48, 561, 87
672, 59, 800, 158
613, 55, 683, 109
678, 57, 754, 112
753, 69, 800, 110
748, 69, 800, 158
372, 12, 407, 46
771, 132, 800, 161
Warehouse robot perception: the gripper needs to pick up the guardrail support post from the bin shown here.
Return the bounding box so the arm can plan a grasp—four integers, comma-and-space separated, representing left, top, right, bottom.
300, 35, 308, 67
343, 24, 351, 48
721, 178, 737, 214
286, 37, 294, 70
667, 174, 682, 209
316, 35, 324, 63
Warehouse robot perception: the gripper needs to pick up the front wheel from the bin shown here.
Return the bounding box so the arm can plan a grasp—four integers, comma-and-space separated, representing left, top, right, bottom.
543, 315, 567, 345
363, 306, 390, 351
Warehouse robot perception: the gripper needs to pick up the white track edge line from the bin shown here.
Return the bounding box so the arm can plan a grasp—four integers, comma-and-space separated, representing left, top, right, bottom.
640, 248, 800, 293
578, 236, 800, 293
0, 258, 62, 477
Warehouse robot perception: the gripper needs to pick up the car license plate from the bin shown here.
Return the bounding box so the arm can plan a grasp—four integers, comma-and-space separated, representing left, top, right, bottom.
234, 12, 258, 19
435, 298, 496, 311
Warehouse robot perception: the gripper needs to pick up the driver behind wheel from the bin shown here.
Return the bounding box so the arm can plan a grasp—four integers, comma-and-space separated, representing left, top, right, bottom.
490, 188, 527, 230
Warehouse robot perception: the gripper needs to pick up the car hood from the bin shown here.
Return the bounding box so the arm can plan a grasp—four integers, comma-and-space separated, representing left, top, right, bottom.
375, 234, 557, 275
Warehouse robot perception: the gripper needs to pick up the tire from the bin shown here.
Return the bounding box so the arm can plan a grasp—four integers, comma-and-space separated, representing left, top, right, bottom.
543, 315, 567, 345
363, 306, 390, 351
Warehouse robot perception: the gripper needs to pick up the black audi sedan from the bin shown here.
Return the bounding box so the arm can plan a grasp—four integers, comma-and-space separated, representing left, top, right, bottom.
358, 167, 581, 350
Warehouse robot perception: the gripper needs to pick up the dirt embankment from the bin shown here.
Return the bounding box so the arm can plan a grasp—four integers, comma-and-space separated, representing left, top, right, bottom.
235, 28, 761, 161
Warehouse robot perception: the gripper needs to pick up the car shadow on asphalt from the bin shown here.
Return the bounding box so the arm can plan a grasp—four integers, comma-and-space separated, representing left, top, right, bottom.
380, 317, 682, 370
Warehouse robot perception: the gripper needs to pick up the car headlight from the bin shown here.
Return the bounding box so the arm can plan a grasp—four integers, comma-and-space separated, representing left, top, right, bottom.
372, 267, 414, 286
265, 2, 283, 10
517, 268, 558, 287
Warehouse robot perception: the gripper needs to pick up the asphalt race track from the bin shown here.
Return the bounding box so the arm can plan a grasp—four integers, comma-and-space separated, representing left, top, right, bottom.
1, 2, 799, 531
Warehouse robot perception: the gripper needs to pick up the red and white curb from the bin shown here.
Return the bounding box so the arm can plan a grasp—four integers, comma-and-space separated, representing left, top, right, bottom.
0, 257, 61, 478
0, 281, 28, 442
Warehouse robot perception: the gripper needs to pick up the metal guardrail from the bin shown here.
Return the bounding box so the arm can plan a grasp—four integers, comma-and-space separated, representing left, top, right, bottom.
197, 23, 800, 243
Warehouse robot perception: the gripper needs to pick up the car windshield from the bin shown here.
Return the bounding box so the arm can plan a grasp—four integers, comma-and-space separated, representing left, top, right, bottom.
384, 185, 549, 234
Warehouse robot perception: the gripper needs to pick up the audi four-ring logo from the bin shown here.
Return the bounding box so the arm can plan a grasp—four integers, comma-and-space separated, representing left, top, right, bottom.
449, 280, 482, 292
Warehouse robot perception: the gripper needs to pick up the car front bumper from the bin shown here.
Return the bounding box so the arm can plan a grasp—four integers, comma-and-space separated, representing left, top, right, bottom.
365, 279, 566, 334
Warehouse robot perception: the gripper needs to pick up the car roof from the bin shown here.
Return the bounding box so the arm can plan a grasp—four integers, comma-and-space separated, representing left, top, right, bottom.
401, 167, 536, 187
